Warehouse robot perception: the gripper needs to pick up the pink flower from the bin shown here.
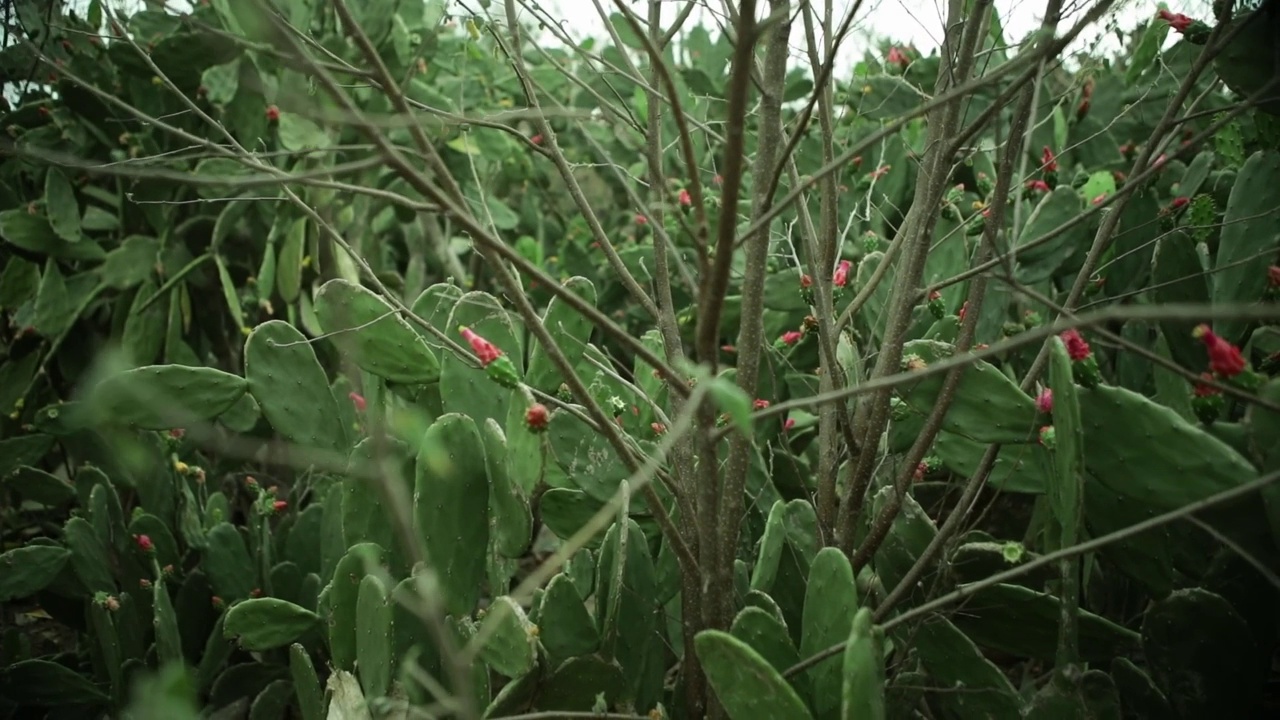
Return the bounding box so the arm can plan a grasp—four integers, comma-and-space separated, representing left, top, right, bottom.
272, 500, 288, 513
886, 46, 910, 68
1194, 325, 1246, 378
459, 326, 503, 367
1169, 196, 1189, 211
1158, 9, 1193, 33
780, 330, 803, 346
1041, 147, 1058, 173
134, 534, 154, 553
651, 422, 666, 436
753, 399, 770, 410
832, 260, 852, 288
799, 274, 813, 288
1036, 388, 1053, 414
869, 165, 891, 179
782, 418, 795, 432
635, 213, 647, 225
678, 188, 691, 206
1091, 193, 1107, 205
348, 391, 366, 412
1026, 179, 1050, 192
530, 134, 543, 145
1061, 329, 1091, 361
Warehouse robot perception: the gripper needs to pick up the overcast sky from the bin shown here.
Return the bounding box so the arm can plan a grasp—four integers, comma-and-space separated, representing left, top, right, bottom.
527, 0, 1206, 58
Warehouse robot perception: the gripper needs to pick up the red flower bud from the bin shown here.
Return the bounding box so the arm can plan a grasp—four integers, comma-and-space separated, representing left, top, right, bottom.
1036, 388, 1053, 414
1157, 9, 1194, 34
1041, 146, 1058, 173
753, 399, 770, 410
134, 534, 154, 553
459, 326, 503, 366
1026, 179, 1050, 192
678, 188, 691, 206
265, 105, 280, 122
272, 500, 288, 513
525, 403, 550, 432
348, 391, 367, 412
1060, 329, 1092, 361
1193, 325, 1246, 378
780, 330, 803, 346
832, 259, 852, 288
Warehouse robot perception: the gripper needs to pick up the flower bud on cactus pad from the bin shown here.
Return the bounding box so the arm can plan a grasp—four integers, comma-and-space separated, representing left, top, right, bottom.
1038, 425, 1056, 449
927, 290, 945, 319
526, 403, 550, 433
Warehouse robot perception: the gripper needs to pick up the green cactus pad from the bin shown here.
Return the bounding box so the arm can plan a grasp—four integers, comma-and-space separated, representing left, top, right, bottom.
478, 596, 537, 679
244, 320, 346, 453
128, 513, 181, 570
504, 385, 547, 494
750, 500, 787, 593
537, 574, 601, 666
840, 608, 886, 720
694, 630, 814, 720
870, 486, 940, 607
289, 643, 326, 720
539, 488, 607, 546
1141, 587, 1265, 717
1151, 229, 1210, 371
342, 437, 414, 570
480, 418, 532, 559
414, 414, 490, 617
909, 617, 1023, 718
442, 291, 522, 426
327, 542, 387, 672
1046, 335, 1085, 551
0, 659, 110, 708
222, 597, 320, 651
594, 518, 661, 703
949, 583, 1140, 663
729, 606, 799, 676
799, 547, 860, 719
202, 522, 257, 602
933, 430, 1051, 493
545, 409, 637, 503
1213, 151, 1280, 345
63, 516, 116, 594
525, 276, 597, 393
153, 579, 184, 665
88, 364, 249, 430
1109, 656, 1172, 718
1078, 385, 1258, 513
0, 545, 71, 602
899, 339, 1039, 443
534, 655, 626, 712
1014, 186, 1090, 283
313, 278, 440, 384
355, 574, 393, 699
409, 282, 464, 349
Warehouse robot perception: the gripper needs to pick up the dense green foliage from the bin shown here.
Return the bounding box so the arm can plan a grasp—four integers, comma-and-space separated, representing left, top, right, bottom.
1, 0, 1279, 718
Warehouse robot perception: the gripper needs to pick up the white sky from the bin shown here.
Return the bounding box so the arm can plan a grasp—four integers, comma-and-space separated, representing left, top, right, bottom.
527, 0, 1207, 62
